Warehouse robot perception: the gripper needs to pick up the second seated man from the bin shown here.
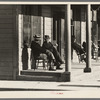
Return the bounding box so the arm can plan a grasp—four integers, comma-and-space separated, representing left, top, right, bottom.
42, 35, 64, 70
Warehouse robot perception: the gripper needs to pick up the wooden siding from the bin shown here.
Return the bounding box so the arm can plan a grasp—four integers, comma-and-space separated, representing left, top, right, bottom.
31, 16, 41, 41
12, 6, 19, 80
0, 61, 12, 67
41, 6, 53, 41
0, 5, 15, 79
41, 6, 51, 17
0, 75, 12, 80
0, 6, 12, 9
0, 15, 13, 19
0, 19, 13, 24
0, 67, 13, 76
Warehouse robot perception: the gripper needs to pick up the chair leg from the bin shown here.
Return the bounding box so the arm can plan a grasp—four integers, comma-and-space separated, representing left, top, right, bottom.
43, 60, 45, 69
48, 61, 53, 70
46, 61, 49, 70
36, 60, 39, 69
51, 60, 54, 69
34, 60, 36, 70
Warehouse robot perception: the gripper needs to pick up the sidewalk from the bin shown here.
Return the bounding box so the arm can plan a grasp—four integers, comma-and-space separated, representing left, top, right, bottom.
0, 59, 100, 98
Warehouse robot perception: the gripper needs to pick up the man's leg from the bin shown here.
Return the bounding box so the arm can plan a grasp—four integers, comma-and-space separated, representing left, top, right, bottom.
52, 47, 64, 64
52, 47, 63, 69
45, 51, 56, 71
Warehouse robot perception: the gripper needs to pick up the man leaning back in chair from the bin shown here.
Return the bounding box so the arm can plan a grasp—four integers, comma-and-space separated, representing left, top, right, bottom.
31, 35, 56, 71
42, 35, 64, 70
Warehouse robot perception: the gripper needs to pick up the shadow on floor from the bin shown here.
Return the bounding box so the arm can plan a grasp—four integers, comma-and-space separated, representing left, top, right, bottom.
58, 84, 100, 88
71, 67, 84, 69
0, 88, 72, 91
92, 64, 100, 66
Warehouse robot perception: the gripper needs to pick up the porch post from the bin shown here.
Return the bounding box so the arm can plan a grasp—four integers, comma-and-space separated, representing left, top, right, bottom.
65, 4, 71, 72
84, 4, 91, 72
60, 4, 71, 82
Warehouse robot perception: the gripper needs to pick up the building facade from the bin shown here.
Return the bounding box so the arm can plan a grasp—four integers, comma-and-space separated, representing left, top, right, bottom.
0, 5, 99, 81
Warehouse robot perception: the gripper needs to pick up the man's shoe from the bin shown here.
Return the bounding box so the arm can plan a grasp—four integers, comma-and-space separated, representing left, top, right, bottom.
56, 62, 61, 66
56, 67, 63, 70
54, 62, 57, 66
61, 61, 64, 64
49, 68, 56, 71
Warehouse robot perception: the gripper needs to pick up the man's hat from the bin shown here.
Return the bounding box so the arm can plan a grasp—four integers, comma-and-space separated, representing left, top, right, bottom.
33, 35, 41, 41
44, 35, 50, 40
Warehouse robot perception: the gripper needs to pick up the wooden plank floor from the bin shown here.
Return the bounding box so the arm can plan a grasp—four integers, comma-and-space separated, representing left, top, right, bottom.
22, 64, 65, 73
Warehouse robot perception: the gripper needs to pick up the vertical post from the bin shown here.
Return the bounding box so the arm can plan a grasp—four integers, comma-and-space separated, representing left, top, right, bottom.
41, 17, 43, 45
13, 5, 21, 80
65, 4, 71, 72
60, 4, 71, 82
43, 17, 45, 42
84, 4, 91, 72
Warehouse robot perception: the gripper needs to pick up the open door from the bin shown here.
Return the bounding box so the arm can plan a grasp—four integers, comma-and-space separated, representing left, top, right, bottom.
18, 5, 42, 72
53, 17, 61, 53
53, 14, 65, 61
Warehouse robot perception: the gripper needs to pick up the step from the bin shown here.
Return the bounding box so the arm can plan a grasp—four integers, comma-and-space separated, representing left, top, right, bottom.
17, 75, 58, 81
21, 70, 62, 77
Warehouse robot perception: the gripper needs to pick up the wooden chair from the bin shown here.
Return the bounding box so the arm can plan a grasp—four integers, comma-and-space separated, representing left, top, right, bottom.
35, 54, 49, 70
31, 53, 49, 70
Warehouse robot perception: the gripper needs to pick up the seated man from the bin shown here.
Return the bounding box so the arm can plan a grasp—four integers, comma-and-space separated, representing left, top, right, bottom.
31, 35, 55, 71
71, 35, 86, 62
42, 35, 64, 70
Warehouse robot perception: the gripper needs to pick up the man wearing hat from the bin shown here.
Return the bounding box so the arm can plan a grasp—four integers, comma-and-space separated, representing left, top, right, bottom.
31, 35, 55, 71
42, 35, 64, 70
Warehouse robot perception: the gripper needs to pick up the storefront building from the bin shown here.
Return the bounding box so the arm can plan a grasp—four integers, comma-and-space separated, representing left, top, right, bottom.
0, 4, 99, 81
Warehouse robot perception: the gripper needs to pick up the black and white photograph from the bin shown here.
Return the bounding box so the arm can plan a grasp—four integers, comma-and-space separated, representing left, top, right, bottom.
0, 1, 100, 98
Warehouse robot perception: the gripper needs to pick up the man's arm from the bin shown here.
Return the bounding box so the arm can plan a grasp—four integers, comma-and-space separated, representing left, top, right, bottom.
35, 43, 46, 53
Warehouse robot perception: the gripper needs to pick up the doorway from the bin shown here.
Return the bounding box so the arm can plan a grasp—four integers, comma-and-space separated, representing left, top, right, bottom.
53, 12, 65, 61
18, 5, 42, 72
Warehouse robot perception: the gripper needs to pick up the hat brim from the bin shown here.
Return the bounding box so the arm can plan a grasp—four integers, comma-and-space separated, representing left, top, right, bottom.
33, 35, 41, 38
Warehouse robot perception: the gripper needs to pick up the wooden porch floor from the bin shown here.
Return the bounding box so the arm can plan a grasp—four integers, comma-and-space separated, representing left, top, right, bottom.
24, 63, 65, 73
17, 59, 100, 82
17, 64, 66, 82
